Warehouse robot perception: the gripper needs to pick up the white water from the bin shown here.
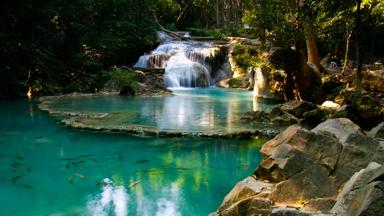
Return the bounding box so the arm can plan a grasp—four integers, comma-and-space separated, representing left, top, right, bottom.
253, 67, 266, 98
86, 178, 129, 216
134, 37, 224, 88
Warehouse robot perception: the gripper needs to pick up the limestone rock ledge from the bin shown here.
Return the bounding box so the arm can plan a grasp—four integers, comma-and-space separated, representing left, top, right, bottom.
214, 118, 384, 216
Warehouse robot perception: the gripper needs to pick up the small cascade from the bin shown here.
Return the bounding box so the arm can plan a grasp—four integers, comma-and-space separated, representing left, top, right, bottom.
134, 52, 170, 68
157, 31, 173, 43
164, 53, 212, 87
134, 33, 229, 88
253, 67, 266, 97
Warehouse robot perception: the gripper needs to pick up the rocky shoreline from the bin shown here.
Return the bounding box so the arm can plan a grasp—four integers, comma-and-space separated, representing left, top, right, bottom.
213, 118, 384, 216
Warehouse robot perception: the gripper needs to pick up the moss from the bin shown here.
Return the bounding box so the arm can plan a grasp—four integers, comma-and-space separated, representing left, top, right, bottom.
344, 91, 384, 129
63, 72, 110, 94
231, 44, 266, 70
109, 69, 138, 95
228, 78, 242, 88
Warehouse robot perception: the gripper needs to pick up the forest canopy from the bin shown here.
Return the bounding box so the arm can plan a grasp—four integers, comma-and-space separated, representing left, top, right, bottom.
0, 0, 383, 98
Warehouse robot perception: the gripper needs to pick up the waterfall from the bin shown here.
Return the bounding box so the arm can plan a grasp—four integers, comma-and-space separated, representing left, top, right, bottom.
135, 52, 170, 68
134, 35, 228, 88
253, 67, 266, 97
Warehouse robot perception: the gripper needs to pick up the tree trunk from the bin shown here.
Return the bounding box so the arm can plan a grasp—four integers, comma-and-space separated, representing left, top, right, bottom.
304, 23, 321, 75
342, 26, 353, 74
295, 40, 324, 103
176, 5, 190, 23
355, 0, 362, 90
215, 0, 223, 27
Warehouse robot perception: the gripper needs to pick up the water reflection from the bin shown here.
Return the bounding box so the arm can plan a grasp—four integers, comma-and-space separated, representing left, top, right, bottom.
253, 96, 260, 111
86, 178, 129, 216
87, 179, 182, 216
155, 88, 257, 131
0, 100, 267, 216
45, 88, 276, 132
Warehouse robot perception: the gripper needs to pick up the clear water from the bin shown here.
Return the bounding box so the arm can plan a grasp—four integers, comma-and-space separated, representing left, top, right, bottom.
47, 88, 275, 132
0, 90, 267, 216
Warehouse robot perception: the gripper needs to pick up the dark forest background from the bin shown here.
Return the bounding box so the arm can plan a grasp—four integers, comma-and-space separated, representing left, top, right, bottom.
1, 0, 383, 98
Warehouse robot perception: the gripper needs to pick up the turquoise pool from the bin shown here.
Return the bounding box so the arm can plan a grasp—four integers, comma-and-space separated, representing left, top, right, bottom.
0, 89, 267, 216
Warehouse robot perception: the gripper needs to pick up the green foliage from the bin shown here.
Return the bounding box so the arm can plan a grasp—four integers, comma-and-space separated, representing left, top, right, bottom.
231, 44, 263, 69
228, 78, 242, 88
109, 69, 138, 90
104, 69, 138, 95
0, 0, 156, 98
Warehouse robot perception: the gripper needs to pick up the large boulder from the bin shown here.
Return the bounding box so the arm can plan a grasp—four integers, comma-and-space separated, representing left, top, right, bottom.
368, 121, 384, 139
279, 100, 317, 118
313, 118, 379, 183
331, 162, 384, 216
269, 107, 299, 125
215, 118, 384, 215
255, 124, 342, 204
217, 177, 273, 212
255, 125, 341, 183
312, 118, 363, 143
218, 197, 272, 216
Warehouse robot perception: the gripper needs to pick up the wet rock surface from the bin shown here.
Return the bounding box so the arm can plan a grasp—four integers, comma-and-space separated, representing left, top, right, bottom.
102, 68, 172, 96
242, 94, 384, 129
241, 100, 319, 126
215, 118, 384, 216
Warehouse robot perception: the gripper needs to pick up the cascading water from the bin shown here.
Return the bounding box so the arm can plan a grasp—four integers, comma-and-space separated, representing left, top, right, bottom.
134, 34, 228, 88
253, 67, 266, 98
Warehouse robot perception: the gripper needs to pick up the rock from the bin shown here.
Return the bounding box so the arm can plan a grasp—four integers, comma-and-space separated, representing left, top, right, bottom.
302, 108, 330, 127
269, 107, 299, 125
256, 125, 341, 183
241, 111, 270, 122
119, 85, 135, 96
330, 105, 352, 119
343, 91, 384, 129
216, 118, 384, 216
312, 118, 363, 144
321, 101, 340, 109
304, 198, 336, 213
279, 100, 317, 118
332, 133, 379, 183
218, 197, 272, 216
372, 143, 384, 164
368, 121, 384, 139
268, 164, 338, 203
331, 162, 384, 216
217, 177, 273, 212
102, 79, 122, 93
271, 208, 311, 216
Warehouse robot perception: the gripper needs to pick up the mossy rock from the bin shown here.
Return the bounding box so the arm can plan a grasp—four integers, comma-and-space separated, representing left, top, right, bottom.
344, 92, 384, 129
231, 44, 262, 69
228, 78, 243, 88
102, 69, 138, 94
